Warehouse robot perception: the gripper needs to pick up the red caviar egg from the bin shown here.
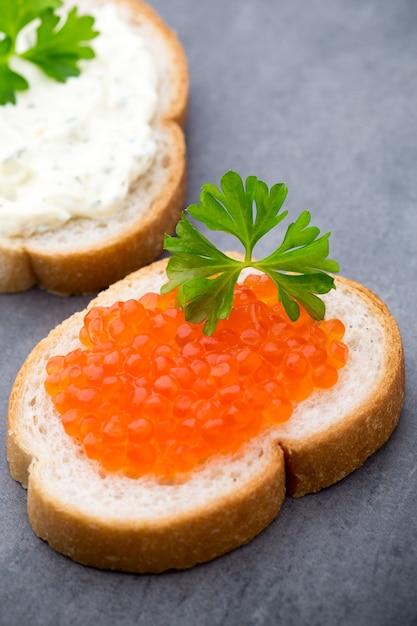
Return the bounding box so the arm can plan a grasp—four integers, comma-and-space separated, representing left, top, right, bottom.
44, 275, 349, 478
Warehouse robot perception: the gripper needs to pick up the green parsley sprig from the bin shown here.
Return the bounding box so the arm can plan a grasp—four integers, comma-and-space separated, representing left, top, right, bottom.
0, 0, 99, 106
162, 171, 340, 335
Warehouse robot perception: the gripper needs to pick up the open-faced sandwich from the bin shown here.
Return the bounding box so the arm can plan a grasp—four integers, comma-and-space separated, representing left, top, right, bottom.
0, 0, 188, 294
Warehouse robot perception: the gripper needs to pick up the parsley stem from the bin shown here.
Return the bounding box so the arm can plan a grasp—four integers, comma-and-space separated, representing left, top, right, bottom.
244, 249, 253, 264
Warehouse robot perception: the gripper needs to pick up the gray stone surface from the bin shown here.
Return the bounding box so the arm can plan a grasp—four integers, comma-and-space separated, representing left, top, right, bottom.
1, 0, 416, 624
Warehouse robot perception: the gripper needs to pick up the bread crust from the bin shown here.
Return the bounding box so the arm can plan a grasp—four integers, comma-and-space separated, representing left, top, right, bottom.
6, 261, 405, 571
276, 277, 405, 497
0, 0, 188, 295
26, 445, 285, 572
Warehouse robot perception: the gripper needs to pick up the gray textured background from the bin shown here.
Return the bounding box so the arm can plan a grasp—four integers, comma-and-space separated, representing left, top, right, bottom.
1, 1, 416, 624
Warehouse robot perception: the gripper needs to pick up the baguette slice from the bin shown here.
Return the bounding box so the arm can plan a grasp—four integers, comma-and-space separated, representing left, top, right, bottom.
0, 0, 188, 295
6, 258, 405, 572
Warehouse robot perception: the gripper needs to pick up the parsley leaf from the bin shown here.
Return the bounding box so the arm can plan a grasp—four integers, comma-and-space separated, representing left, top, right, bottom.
21, 8, 98, 82
162, 171, 340, 335
0, 66, 26, 105
0, 1, 62, 38
0, 0, 99, 105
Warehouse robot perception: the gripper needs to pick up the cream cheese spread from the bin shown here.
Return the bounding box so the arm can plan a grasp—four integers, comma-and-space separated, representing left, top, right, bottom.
0, 3, 158, 238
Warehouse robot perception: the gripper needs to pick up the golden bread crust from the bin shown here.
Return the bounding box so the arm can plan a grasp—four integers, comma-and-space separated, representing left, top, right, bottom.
277, 277, 405, 496
0, 0, 188, 295
26, 446, 285, 572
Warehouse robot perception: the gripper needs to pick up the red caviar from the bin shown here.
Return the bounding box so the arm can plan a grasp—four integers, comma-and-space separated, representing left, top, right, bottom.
44, 274, 349, 478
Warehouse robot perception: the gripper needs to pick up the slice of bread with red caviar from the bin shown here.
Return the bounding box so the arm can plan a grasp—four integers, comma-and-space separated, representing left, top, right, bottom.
0, 0, 188, 295
6, 258, 405, 572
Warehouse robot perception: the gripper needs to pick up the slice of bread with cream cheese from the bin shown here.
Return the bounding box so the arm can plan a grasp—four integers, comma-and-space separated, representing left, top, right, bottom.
0, 0, 188, 294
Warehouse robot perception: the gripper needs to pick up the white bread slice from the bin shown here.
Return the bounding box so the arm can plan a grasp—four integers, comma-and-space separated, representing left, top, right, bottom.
0, 0, 188, 295
6, 258, 405, 572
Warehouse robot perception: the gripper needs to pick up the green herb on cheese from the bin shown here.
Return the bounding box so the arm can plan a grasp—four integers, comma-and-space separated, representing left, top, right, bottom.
0, 0, 99, 105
